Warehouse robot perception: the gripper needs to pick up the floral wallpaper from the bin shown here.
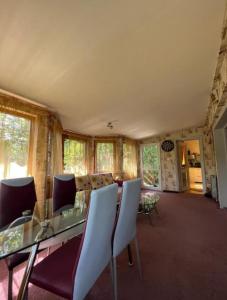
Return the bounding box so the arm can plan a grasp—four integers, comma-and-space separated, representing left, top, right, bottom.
140, 126, 216, 192
206, 9, 227, 130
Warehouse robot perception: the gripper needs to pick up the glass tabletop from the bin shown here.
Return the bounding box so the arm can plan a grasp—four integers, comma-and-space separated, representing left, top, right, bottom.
0, 190, 91, 259
140, 192, 160, 204
139, 192, 160, 212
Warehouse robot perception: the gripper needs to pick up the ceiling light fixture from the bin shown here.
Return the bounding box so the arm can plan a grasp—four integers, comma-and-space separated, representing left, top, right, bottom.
107, 122, 114, 129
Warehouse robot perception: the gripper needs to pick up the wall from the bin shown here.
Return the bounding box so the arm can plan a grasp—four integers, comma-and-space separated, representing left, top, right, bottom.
205, 8, 227, 207
140, 126, 215, 192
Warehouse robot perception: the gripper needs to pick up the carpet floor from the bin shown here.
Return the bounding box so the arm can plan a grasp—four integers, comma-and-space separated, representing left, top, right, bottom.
1, 192, 227, 300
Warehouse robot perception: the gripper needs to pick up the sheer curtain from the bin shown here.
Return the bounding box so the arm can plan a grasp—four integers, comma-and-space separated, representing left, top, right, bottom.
123, 139, 138, 179
95, 141, 115, 173
50, 116, 63, 176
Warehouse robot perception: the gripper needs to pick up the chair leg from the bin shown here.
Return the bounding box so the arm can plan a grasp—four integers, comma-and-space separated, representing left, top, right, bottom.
134, 236, 142, 280
112, 257, 118, 300
24, 287, 28, 300
127, 244, 133, 266
109, 261, 114, 288
8, 269, 13, 300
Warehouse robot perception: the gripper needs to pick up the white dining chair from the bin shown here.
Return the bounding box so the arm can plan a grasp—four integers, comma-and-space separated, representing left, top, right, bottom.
29, 183, 118, 300
112, 178, 142, 300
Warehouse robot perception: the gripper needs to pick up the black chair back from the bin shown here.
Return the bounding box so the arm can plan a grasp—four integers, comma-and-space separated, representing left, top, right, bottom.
52, 174, 76, 212
0, 177, 37, 228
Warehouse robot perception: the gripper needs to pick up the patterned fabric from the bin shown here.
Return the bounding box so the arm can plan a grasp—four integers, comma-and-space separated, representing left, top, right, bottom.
89, 175, 104, 190
102, 173, 114, 186
75, 175, 91, 191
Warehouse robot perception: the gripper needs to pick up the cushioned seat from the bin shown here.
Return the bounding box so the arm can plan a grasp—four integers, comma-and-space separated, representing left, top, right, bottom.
30, 236, 82, 299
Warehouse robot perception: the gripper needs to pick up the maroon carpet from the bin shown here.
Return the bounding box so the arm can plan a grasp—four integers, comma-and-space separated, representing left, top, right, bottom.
1, 192, 227, 300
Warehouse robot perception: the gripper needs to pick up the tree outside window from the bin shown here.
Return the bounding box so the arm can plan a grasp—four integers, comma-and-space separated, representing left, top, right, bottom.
142, 144, 160, 187
95, 142, 114, 173
64, 138, 87, 176
0, 112, 31, 179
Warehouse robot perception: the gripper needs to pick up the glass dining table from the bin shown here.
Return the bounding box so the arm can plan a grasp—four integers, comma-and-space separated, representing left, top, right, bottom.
0, 190, 91, 300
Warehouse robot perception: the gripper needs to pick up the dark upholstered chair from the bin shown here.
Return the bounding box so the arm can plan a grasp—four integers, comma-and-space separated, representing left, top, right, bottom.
29, 184, 118, 300
52, 174, 76, 213
112, 179, 142, 300
0, 177, 37, 300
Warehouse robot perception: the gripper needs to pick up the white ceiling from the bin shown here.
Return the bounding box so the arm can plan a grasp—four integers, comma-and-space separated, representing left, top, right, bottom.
0, 0, 225, 139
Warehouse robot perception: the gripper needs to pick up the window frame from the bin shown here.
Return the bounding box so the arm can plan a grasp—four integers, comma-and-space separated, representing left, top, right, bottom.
0, 108, 34, 178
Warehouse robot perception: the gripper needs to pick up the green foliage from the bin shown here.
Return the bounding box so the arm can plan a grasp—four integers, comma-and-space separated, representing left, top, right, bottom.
142, 144, 160, 186
64, 139, 86, 175
0, 112, 30, 166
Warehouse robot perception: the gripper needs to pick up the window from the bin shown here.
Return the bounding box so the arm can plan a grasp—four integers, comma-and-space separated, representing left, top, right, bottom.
63, 138, 87, 176
0, 111, 31, 179
141, 143, 161, 189
123, 142, 137, 178
95, 142, 114, 173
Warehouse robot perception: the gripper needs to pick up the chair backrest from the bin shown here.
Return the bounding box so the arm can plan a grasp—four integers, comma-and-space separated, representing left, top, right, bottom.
73, 183, 118, 300
52, 174, 76, 212
112, 178, 141, 258
0, 177, 37, 228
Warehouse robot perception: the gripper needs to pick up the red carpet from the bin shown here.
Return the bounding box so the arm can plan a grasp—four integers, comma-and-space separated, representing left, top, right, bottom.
1, 192, 227, 300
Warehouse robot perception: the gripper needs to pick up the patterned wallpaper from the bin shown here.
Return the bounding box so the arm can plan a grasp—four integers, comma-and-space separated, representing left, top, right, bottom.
140, 126, 216, 192
206, 9, 227, 130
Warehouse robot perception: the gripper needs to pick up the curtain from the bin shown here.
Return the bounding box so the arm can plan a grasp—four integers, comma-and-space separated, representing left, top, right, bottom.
50, 116, 63, 176
114, 137, 123, 179
47, 115, 63, 197
123, 139, 138, 179
95, 141, 115, 173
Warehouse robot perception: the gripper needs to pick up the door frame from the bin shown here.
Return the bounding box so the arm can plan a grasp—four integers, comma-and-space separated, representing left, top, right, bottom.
140, 143, 162, 191
176, 137, 206, 193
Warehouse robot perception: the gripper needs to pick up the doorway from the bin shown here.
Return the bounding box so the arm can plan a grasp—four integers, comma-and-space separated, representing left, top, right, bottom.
140, 143, 161, 190
177, 139, 205, 193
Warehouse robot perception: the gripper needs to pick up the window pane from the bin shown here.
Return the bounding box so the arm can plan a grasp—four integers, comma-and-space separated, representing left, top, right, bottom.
0, 112, 31, 179
141, 144, 160, 188
64, 138, 87, 176
96, 142, 114, 173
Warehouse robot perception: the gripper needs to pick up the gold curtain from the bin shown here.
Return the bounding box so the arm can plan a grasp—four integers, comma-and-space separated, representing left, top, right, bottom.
123, 139, 138, 179
114, 137, 123, 179
46, 115, 63, 197
50, 115, 63, 176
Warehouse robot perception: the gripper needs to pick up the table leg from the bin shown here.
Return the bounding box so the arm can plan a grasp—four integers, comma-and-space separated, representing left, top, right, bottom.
17, 242, 40, 300
148, 211, 154, 226
154, 205, 159, 216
